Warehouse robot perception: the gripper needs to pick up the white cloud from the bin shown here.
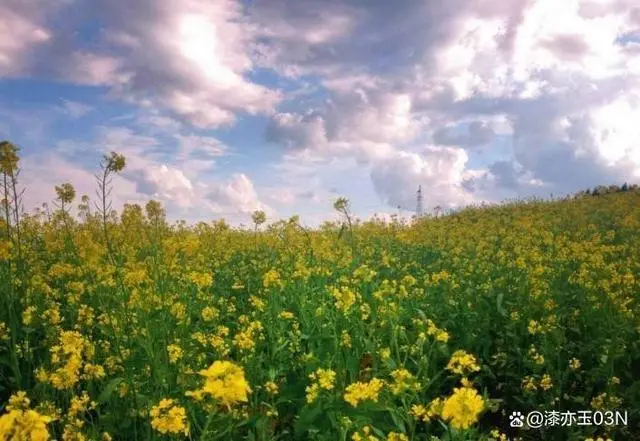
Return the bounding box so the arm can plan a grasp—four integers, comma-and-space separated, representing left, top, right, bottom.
370, 146, 474, 210
206, 173, 270, 215
3, 0, 282, 128
126, 164, 195, 208
6, 0, 640, 219
94, 0, 282, 128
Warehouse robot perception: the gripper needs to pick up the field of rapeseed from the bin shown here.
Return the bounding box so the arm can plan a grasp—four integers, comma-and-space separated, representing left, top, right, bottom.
1, 144, 639, 441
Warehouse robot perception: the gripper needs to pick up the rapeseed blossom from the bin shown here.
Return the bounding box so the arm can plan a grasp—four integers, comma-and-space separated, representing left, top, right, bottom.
410, 397, 443, 422
446, 350, 481, 376
167, 343, 184, 364
1, 148, 638, 441
306, 368, 336, 403
0, 409, 53, 441
389, 368, 420, 395
344, 378, 384, 407
0, 392, 53, 441
386, 432, 408, 441
149, 399, 189, 436
441, 385, 485, 429
186, 361, 251, 408
351, 425, 379, 441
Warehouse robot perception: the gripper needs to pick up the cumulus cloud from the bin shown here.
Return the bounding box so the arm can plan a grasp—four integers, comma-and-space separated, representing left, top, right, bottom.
125, 164, 195, 207
262, 0, 640, 208
370, 146, 474, 210
206, 173, 269, 215
6, 0, 640, 217
3, 0, 281, 127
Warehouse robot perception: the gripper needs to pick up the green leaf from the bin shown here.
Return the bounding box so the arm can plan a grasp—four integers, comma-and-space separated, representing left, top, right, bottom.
294, 404, 324, 439
98, 377, 123, 404
497, 292, 507, 317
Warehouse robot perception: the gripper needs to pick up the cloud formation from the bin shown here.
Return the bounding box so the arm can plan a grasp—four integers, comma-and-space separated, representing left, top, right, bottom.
3, 0, 640, 222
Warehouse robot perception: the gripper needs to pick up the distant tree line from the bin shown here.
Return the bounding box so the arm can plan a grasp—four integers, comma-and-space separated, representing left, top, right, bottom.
573, 183, 640, 198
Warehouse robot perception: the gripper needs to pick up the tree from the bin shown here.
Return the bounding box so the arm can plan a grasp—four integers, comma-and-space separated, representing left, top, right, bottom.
251, 210, 266, 232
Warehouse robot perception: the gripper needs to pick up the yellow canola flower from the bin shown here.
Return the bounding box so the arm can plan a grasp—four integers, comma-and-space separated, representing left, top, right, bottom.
351, 425, 379, 441
186, 361, 251, 409
386, 432, 409, 441
0, 393, 53, 441
0, 409, 53, 441
149, 398, 189, 436
306, 368, 336, 403
167, 344, 184, 364
446, 350, 481, 376
344, 378, 384, 407
389, 368, 421, 395
441, 385, 485, 430
410, 397, 443, 422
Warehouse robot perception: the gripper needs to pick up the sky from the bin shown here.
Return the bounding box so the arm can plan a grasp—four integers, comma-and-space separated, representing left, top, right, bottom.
1, 0, 640, 226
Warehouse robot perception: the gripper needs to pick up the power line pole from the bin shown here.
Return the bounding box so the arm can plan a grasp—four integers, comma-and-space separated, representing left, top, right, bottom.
416, 185, 423, 216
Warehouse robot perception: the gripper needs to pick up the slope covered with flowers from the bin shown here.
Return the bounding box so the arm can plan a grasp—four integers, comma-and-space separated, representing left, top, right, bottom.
0, 146, 639, 441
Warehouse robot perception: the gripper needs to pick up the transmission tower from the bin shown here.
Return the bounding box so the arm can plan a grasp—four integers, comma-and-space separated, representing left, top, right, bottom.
416, 185, 423, 216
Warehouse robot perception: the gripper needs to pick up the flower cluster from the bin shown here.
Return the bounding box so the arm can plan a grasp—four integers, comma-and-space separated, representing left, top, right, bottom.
344, 378, 385, 407
149, 399, 189, 436
306, 368, 336, 403
186, 361, 251, 409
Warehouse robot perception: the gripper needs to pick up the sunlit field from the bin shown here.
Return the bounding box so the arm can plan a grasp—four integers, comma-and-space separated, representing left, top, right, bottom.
1, 147, 639, 441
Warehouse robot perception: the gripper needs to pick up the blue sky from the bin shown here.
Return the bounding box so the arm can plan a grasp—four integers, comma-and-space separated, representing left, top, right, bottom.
1, 0, 639, 225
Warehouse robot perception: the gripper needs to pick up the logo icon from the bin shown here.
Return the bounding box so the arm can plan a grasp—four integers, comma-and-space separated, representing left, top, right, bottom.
509, 411, 524, 427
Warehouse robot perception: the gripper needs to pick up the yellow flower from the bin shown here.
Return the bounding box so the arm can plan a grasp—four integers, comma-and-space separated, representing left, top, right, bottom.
149, 399, 189, 436
0, 321, 10, 342
344, 378, 384, 407
389, 368, 421, 395
306, 368, 336, 403
351, 425, 379, 441
410, 397, 443, 422
528, 346, 545, 365
279, 311, 294, 320
188, 271, 213, 289
540, 374, 553, 391
250, 296, 266, 311
341, 330, 352, 348
69, 392, 93, 417
441, 386, 485, 430
305, 383, 320, 404
170, 302, 186, 321
7, 391, 30, 411
522, 376, 537, 393
330, 286, 357, 313
167, 344, 183, 364
233, 320, 263, 352
386, 432, 408, 441
425, 319, 450, 342
569, 357, 581, 370
82, 363, 106, 380
186, 361, 251, 408
265, 381, 279, 396
311, 368, 336, 390
201, 306, 219, 322
446, 350, 481, 375
263, 269, 283, 289
0, 397, 53, 441
22, 306, 37, 326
